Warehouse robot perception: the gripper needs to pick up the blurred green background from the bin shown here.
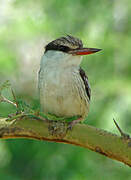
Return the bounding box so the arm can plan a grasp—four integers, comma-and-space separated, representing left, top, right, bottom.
0, 0, 131, 179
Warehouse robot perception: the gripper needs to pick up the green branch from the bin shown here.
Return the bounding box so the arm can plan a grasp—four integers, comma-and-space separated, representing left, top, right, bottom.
0, 82, 131, 167
0, 115, 131, 167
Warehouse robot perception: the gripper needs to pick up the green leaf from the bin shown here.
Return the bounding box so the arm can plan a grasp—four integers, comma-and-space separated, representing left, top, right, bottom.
0, 80, 11, 93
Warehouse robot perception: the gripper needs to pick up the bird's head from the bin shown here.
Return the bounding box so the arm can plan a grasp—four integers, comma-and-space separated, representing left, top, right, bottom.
45, 35, 101, 55
44, 35, 101, 67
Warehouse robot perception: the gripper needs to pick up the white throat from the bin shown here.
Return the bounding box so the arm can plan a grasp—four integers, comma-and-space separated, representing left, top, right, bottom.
40, 50, 83, 70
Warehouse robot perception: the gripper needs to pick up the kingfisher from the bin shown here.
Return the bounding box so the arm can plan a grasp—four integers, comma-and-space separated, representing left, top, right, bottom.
38, 35, 101, 127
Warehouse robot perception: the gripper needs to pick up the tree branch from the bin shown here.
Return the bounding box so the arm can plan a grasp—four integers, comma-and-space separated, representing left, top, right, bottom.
0, 115, 131, 167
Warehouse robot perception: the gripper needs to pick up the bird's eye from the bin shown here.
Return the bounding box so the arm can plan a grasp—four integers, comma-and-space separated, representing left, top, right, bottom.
59, 45, 70, 52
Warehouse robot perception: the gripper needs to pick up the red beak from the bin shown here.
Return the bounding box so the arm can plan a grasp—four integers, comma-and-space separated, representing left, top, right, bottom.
69, 48, 102, 56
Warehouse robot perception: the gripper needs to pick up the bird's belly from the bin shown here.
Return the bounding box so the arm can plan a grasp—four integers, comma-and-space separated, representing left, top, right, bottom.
41, 90, 89, 118
39, 69, 89, 118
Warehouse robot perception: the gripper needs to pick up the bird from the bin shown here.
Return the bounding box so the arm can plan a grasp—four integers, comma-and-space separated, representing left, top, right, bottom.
38, 35, 101, 128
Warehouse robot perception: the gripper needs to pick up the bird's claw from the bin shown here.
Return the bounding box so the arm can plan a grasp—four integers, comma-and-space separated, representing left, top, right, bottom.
67, 119, 82, 131
48, 118, 82, 138
48, 120, 67, 138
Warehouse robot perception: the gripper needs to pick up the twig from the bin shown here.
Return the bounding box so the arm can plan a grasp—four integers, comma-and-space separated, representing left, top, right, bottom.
113, 118, 130, 140
11, 88, 18, 108
0, 95, 17, 107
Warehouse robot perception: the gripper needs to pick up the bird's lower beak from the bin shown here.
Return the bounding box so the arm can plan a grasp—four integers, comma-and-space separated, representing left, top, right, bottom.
69, 48, 102, 56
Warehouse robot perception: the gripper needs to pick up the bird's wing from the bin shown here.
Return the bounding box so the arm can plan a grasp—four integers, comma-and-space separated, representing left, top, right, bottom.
79, 67, 91, 100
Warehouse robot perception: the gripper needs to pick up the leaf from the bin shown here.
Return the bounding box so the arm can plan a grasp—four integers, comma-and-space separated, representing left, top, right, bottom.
39, 112, 80, 122
0, 80, 11, 93
16, 99, 34, 113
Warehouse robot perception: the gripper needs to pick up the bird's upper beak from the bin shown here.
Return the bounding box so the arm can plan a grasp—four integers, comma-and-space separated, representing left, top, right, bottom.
68, 48, 102, 56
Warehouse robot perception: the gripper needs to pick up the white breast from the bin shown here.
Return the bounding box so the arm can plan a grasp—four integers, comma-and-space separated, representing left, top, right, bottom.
38, 50, 89, 118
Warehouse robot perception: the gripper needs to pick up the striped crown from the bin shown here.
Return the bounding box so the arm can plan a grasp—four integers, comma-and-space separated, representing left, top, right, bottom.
45, 35, 83, 53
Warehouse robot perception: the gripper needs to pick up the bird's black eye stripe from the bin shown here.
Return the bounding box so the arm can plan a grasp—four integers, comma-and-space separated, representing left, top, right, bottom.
45, 44, 71, 53
58, 45, 70, 52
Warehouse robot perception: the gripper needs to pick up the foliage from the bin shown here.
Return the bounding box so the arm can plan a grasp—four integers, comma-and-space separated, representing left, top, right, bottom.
0, 0, 131, 179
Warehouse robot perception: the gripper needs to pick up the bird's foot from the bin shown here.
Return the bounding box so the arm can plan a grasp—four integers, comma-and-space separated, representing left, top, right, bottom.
48, 120, 67, 138
67, 118, 82, 131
